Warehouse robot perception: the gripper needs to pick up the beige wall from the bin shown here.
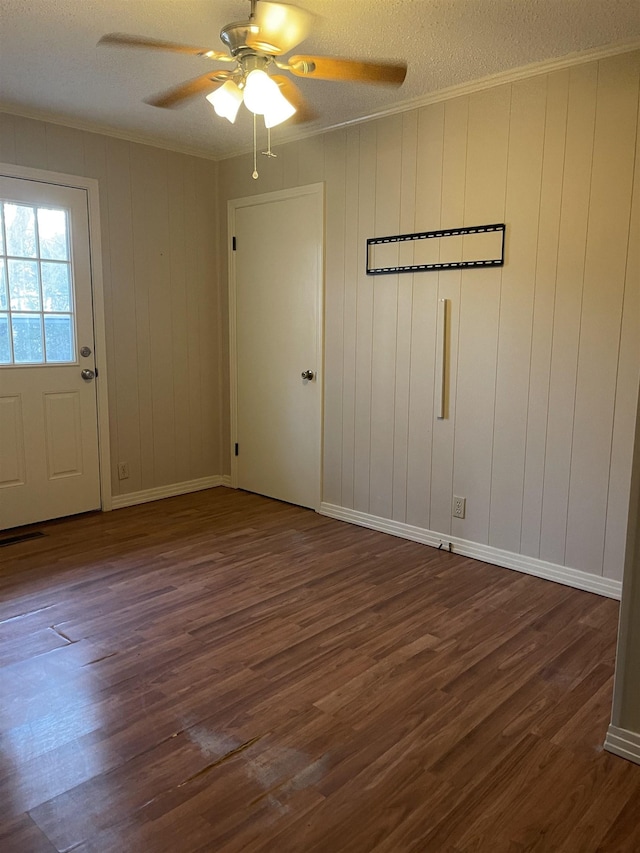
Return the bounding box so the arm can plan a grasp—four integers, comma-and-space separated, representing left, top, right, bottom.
0, 114, 224, 498
219, 50, 640, 584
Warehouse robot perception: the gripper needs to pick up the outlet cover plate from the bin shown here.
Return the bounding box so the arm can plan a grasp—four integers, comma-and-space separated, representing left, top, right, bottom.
453, 496, 466, 519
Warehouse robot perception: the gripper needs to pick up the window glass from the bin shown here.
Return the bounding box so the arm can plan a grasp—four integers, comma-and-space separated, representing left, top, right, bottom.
38, 208, 69, 261
44, 315, 74, 362
8, 259, 40, 311
1, 202, 75, 365
0, 314, 10, 363
5, 203, 37, 258
0, 264, 7, 311
12, 314, 44, 363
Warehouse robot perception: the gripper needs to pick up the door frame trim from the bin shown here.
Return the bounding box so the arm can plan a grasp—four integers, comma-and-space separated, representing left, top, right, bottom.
227, 182, 325, 505
0, 162, 112, 511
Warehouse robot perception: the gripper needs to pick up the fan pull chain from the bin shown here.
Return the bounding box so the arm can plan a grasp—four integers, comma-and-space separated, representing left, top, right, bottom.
261, 127, 277, 159
252, 112, 259, 180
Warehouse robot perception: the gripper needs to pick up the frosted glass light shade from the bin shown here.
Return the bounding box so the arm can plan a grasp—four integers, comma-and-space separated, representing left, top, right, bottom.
243, 69, 280, 115
206, 80, 243, 123
264, 87, 296, 128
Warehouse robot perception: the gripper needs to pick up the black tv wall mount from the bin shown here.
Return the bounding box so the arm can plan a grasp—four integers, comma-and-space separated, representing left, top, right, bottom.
366, 222, 506, 275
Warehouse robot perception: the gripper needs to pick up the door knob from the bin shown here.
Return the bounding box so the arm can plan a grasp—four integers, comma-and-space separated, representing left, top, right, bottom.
301, 370, 314, 381
81, 369, 95, 381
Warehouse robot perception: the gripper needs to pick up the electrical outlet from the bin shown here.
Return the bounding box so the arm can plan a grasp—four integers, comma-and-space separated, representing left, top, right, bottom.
117, 462, 130, 481
452, 495, 466, 519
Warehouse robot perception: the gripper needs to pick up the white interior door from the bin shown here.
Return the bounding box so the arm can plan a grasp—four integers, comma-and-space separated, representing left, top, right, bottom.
231, 184, 323, 510
0, 176, 101, 530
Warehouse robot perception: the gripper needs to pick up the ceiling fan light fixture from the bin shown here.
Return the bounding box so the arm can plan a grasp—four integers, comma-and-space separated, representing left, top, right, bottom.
263, 87, 296, 127
206, 79, 243, 123
243, 68, 280, 115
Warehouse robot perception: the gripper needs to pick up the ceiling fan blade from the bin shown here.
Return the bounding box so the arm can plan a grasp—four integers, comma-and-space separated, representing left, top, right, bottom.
245, 2, 313, 55
271, 75, 317, 123
98, 32, 232, 62
145, 72, 230, 109
288, 55, 407, 86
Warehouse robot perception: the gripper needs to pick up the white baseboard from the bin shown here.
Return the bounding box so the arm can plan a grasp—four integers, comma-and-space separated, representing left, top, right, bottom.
319, 502, 622, 600
605, 726, 640, 765
111, 475, 232, 509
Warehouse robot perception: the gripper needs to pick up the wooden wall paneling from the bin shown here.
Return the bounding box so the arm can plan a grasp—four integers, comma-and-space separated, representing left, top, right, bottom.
105, 137, 142, 494
520, 70, 570, 558
452, 85, 511, 544
565, 54, 640, 575
129, 144, 165, 488
340, 127, 361, 509
322, 130, 348, 506
489, 76, 547, 553
44, 124, 84, 175
428, 97, 468, 535
353, 123, 377, 512
405, 103, 445, 529
11, 116, 47, 169
603, 64, 640, 582
296, 134, 326, 188
539, 62, 598, 566
0, 114, 17, 163
183, 157, 206, 479
82, 132, 118, 489
369, 115, 403, 520
194, 157, 220, 476
166, 152, 192, 484
391, 110, 419, 523
147, 146, 179, 487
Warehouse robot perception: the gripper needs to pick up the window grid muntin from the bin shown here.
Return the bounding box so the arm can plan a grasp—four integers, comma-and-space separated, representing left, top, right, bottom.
0, 200, 75, 366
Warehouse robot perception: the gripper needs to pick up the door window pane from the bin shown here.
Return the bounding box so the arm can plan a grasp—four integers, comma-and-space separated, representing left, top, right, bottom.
12, 314, 44, 363
4, 204, 37, 258
38, 208, 69, 261
8, 259, 41, 310
0, 314, 10, 363
0, 263, 7, 311
1, 200, 76, 366
44, 315, 74, 362
41, 262, 71, 311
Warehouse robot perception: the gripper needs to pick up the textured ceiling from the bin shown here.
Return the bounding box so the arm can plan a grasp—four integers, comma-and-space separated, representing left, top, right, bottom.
0, 1, 639, 160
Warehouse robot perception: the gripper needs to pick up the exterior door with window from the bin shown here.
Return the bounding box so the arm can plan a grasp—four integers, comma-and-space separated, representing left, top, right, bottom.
0, 176, 101, 530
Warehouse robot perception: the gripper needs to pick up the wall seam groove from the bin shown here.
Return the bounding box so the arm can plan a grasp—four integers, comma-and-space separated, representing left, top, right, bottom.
519, 74, 550, 555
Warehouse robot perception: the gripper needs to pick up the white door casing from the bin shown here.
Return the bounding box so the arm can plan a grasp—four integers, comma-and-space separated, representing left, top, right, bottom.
229, 183, 324, 510
0, 165, 110, 529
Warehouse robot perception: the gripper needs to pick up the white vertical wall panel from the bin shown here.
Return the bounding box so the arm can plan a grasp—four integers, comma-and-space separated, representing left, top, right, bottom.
0, 114, 223, 498
215, 49, 640, 584
603, 71, 640, 581
391, 110, 419, 523
489, 76, 546, 553
429, 97, 468, 536
340, 127, 361, 509
452, 85, 511, 544
405, 103, 444, 529
323, 129, 347, 507
353, 124, 377, 512
565, 53, 640, 574
369, 115, 403, 519
539, 64, 599, 566
520, 70, 570, 559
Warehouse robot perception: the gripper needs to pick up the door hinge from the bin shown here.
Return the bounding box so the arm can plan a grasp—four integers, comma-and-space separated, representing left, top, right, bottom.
234, 443, 239, 456
232, 236, 237, 251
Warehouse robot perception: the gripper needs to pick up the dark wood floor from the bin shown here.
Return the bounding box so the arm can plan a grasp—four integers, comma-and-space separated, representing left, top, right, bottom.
1, 488, 639, 852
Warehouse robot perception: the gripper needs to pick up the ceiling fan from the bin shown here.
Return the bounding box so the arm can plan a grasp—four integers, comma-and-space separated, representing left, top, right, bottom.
99, 0, 408, 131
